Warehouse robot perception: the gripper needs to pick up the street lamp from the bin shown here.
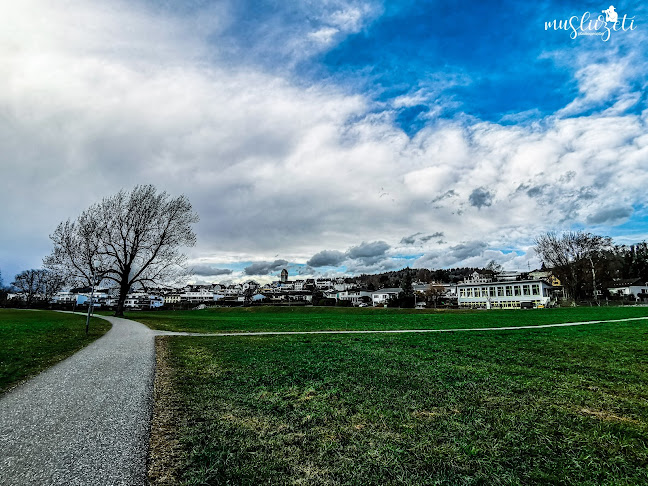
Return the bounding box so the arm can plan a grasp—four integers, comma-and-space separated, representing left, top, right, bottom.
85, 269, 96, 336
84, 267, 102, 336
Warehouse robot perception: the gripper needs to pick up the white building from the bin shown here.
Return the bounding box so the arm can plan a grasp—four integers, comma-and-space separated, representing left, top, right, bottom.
164, 294, 182, 305
334, 282, 355, 291
607, 279, 648, 300
335, 289, 373, 305
180, 288, 216, 303
51, 291, 83, 305
457, 280, 554, 309
242, 280, 260, 291
372, 288, 403, 306
462, 271, 492, 284
316, 279, 334, 289
124, 292, 164, 309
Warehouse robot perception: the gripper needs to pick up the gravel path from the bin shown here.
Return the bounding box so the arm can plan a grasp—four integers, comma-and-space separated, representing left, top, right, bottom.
0, 315, 156, 486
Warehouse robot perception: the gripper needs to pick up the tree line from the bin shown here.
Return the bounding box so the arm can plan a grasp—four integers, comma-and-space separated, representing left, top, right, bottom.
534, 231, 648, 301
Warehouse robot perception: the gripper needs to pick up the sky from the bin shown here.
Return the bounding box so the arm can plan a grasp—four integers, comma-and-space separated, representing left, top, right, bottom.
1, 0, 647, 285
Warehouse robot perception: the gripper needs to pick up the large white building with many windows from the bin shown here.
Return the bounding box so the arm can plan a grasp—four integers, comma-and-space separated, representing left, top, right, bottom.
457, 280, 555, 309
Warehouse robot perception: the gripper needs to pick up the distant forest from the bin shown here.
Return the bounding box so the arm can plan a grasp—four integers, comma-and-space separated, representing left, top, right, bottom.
355, 267, 485, 291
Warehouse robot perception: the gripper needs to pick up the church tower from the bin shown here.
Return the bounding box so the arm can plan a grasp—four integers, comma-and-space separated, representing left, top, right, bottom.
280, 268, 288, 283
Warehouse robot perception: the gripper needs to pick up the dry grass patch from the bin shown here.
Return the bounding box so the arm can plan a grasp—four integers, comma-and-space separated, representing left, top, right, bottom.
148, 337, 185, 485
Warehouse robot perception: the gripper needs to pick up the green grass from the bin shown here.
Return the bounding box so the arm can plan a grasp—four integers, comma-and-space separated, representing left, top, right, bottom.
0, 309, 111, 394
163, 319, 648, 485
125, 305, 648, 333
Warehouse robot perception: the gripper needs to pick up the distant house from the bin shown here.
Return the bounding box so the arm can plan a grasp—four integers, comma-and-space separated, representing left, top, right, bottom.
124, 293, 164, 309
164, 294, 182, 305
528, 269, 561, 286
180, 288, 215, 303
607, 279, 648, 300
372, 288, 403, 306
316, 279, 334, 289
335, 289, 373, 305
462, 271, 492, 284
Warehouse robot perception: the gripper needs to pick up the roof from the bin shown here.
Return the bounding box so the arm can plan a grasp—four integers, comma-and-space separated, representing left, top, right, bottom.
373, 288, 403, 293
607, 278, 645, 288
456, 279, 552, 287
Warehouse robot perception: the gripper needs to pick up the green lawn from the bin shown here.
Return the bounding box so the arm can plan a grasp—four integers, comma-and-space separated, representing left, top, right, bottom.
0, 310, 110, 394
157, 319, 648, 485
126, 305, 648, 333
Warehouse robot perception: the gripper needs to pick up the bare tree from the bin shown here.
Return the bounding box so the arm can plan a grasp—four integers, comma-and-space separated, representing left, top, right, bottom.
534, 231, 612, 301
44, 185, 199, 316
39, 270, 66, 302
11, 269, 63, 306
12, 270, 40, 306
425, 284, 446, 308
484, 260, 503, 280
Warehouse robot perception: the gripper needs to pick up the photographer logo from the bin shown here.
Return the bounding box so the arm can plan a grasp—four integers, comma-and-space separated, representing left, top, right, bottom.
544, 5, 636, 41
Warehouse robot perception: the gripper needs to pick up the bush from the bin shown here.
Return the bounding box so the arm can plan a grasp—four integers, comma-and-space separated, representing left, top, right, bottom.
387, 295, 415, 308
317, 298, 337, 307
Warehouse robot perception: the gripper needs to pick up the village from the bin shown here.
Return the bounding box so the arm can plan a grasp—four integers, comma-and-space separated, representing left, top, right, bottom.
33, 267, 647, 311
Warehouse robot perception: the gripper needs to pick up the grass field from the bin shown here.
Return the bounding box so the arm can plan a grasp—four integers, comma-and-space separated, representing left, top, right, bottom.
0, 310, 110, 394
126, 305, 648, 333
148, 307, 648, 485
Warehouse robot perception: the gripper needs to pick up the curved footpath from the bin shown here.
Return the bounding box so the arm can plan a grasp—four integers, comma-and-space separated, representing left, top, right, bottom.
0, 315, 156, 486
1, 313, 647, 485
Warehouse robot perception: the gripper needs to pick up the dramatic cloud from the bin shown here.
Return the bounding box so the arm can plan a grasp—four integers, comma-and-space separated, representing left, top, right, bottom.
243, 260, 289, 276
1, 1, 646, 281
307, 250, 346, 267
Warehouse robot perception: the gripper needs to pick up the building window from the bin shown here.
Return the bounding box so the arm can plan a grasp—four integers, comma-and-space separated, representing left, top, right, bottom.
468, 288, 474, 297
475, 288, 482, 297
460, 288, 466, 297
497, 286, 504, 297
532, 284, 540, 295
506, 286, 513, 296
489, 287, 496, 297
514, 286, 521, 296
523, 285, 530, 296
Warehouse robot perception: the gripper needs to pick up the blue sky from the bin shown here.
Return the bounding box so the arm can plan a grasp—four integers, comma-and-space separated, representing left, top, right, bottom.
1, 0, 647, 284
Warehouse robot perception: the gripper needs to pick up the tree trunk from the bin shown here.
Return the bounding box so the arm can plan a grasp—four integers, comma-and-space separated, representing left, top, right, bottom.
114, 279, 130, 317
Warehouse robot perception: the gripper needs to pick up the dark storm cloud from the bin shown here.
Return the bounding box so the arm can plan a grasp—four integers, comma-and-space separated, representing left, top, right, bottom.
244, 259, 289, 275
430, 190, 457, 204
306, 240, 392, 271
347, 241, 390, 260
448, 241, 488, 260
191, 264, 233, 277
586, 206, 633, 225
307, 250, 346, 267
419, 232, 444, 243
400, 233, 422, 245
469, 188, 493, 209
401, 232, 444, 245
